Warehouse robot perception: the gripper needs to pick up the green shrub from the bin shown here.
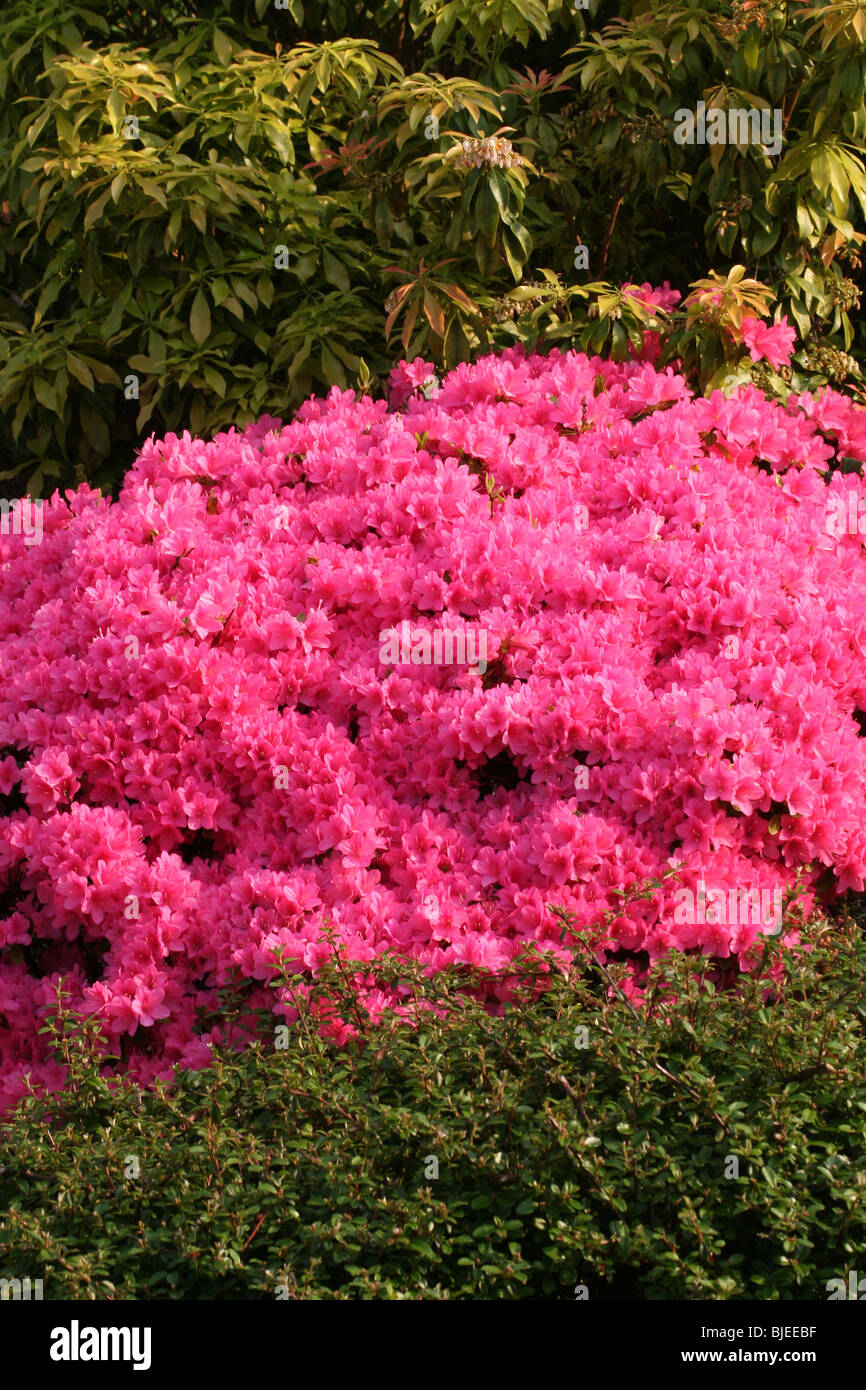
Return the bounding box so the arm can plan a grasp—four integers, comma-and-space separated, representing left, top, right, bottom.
1, 908, 864, 1300
1, 0, 864, 496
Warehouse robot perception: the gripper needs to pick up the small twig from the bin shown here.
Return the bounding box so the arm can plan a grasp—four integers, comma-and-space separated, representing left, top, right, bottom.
784, 1062, 832, 1083
241, 1214, 265, 1253
566, 926, 642, 1024
555, 1073, 591, 1126
600, 193, 625, 272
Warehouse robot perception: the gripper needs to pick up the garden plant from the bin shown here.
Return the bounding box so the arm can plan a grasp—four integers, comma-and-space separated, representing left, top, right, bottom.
1, 0, 866, 1309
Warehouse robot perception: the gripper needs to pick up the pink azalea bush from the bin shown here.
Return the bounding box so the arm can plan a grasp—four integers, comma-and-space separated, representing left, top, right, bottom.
3, 326, 866, 1111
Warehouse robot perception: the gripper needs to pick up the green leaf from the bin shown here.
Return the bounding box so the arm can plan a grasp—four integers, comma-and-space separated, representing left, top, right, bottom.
811, 150, 832, 198
320, 343, 346, 385
267, 122, 293, 164
231, 277, 258, 312
322, 250, 350, 291
83, 188, 112, 232
213, 29, 232, 65
502, 223, 530, 279
751, 223, 781, 258
107, 88, 124, 133
79, 402, 110, 454
33, 279, 61, 326
203, 365, 226, 395
10, 389, 30, 443
165, 207, 182, 249
32, 377, 57, 413
190, 289, 211, 347
138, 177, 167, 209
79, 357, 123, 388
293, 252, 317, 282
373, 197, 394, 246
487, 168, 514, 219
475, 180, 499, 244
287, 337, 312, 376
66, 353, 95, 391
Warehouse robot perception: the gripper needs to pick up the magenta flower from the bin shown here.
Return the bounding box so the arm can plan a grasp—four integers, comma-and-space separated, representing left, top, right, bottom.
1, 302, 865, 1110
739, 314, 797, 370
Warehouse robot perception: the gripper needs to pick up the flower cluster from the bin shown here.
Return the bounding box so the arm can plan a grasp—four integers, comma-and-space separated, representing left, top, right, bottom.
2, 322, 866, 1111
801, 340, 861, 383
451, 135, 522, 170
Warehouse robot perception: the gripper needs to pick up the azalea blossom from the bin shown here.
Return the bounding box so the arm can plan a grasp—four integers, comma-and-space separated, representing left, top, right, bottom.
738, 314, 797, 370
1, 319, 865, 1112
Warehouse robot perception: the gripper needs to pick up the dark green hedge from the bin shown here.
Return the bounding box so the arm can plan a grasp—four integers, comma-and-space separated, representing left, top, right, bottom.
1, 909, 864, 1300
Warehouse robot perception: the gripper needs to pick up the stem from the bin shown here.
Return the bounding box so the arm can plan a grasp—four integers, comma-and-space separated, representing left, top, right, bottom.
600, 193, 625, 273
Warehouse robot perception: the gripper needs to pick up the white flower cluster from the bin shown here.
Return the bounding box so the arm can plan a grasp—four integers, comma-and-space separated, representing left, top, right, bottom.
452, 136, 522, 171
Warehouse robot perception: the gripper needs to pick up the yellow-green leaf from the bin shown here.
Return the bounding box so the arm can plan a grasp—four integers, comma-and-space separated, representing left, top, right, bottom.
107, 88, 124, 133
66, 353, 95, 391
79, 357, 123, 387
138, 177, 167, 209
811, 149, 832, 198
213, 28, 232, 65
83, 188, 111, 232
203, 365, 227, 395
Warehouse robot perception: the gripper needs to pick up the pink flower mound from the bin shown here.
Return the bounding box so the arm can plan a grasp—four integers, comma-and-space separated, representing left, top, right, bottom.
3, 341, 866, 1110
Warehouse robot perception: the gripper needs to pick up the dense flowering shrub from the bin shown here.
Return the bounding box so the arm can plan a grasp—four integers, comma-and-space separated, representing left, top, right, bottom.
3, 324, 866, 1111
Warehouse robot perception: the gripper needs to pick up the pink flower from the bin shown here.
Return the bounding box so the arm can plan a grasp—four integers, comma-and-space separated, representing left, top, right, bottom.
739, 315, 796, 370
387, 358, 437, 408
0, 299, 854, 1112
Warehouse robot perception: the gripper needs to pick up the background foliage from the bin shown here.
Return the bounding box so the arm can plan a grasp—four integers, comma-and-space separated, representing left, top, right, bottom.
1, 0, 865, 495
1, 908, 864, 1300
